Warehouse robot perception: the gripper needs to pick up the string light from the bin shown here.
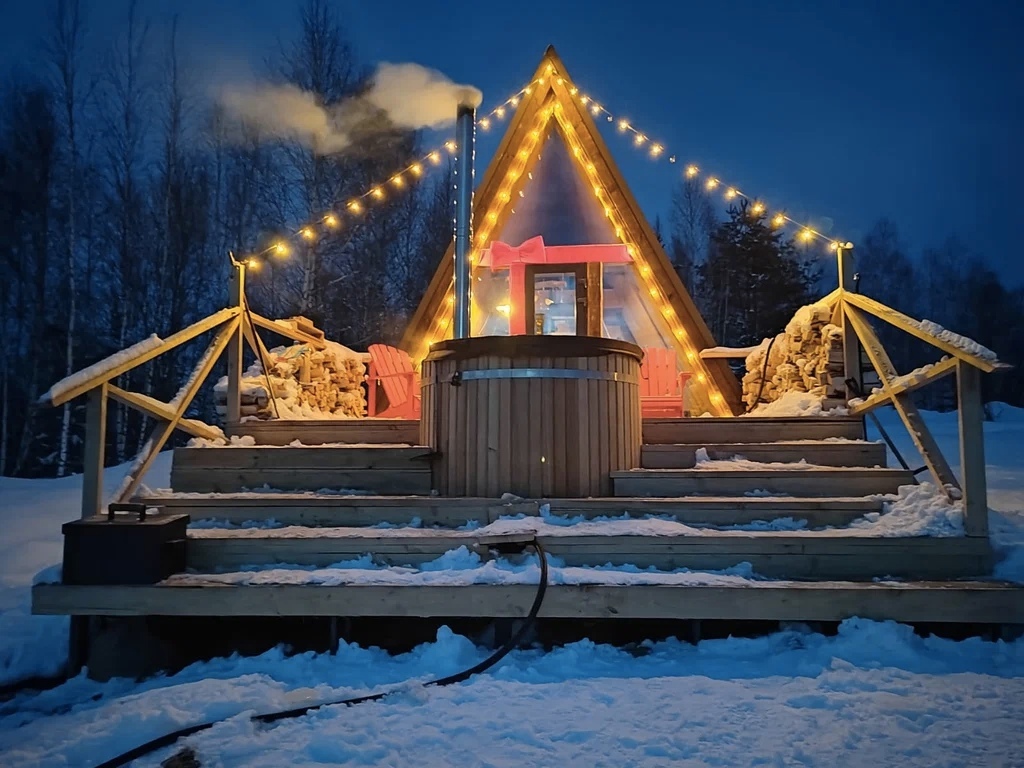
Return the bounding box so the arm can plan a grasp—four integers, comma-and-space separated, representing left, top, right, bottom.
300, 227, 315, 241
444, 140, 457, 153
479, 117, 491, 130
725, 187, 738, 200
348, 200, 364, 215
273, 242, 289, 257
686, 165, 699, 178
705, 177, 719, 191
772, 213, 786, 228
324, 214, 339, 228
428, 151, 441, 165
371, 186, 385, 200
410, 163, 423, 177
751, 201, 765, 215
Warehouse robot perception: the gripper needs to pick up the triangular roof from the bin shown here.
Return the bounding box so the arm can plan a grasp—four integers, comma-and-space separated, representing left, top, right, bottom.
400, 46, 741, 416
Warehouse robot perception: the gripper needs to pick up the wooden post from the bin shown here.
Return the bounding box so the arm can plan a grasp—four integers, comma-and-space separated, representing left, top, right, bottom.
837, 244, 862, 399
585, 262, 603, 336
226, 263, 245, 424
81, 384, 107, 518
957, 360, 989, 537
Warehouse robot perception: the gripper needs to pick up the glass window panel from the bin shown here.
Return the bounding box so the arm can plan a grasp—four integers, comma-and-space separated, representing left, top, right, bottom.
533, 271, 577, 335
471, 268, 511, 337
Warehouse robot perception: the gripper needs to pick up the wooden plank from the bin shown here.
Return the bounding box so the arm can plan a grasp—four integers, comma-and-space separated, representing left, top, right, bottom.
957, 361, 989, 537
248, 312, 327, 350
844, 292, 1000, 373
172, 446, 431, 470
34, 579, 1024, 623
45, 307, 242, 407
847, 356, 959, 416
181, 531, 993, 579
642, 417, 865, 444
170, 468, 433, 495
611, 467, 913, 497
225, 419, 420, 446
845, 304, 960, 494
107, 387, 222, 440
81, 384, 108, 519
141, 494, 883, 529
641, 441, 887, 469
226, 266, 245, 424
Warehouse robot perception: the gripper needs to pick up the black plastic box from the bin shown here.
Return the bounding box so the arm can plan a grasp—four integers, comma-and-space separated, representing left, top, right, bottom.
61, 513, 190, 585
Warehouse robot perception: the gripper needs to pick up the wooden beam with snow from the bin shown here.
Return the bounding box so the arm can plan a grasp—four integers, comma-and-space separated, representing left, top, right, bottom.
957, 360, 989, 537
847, 356, 959, 416
44, 307, 241, 407
106, 386, 221, 440
113, 316, 240, 502
249, 312, 327, 349
80, 384, 108, 518
844, 304, 960, 494
844, 292, 1002, 373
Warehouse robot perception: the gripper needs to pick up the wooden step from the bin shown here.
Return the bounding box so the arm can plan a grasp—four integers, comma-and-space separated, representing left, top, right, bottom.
642, 417, 865, 445
34, 579, 1024, 623
141, 494, 883, 529
225, 419, 420, 446
612, 467, 913, 498
641, 441, 886, 469
171, 446, 432, 494
183, 529, 993, 580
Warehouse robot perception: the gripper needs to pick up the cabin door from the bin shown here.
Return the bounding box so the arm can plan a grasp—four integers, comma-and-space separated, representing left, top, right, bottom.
525, 264, 589, 336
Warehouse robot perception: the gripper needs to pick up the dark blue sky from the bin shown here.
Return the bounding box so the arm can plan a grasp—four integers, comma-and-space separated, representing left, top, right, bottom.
3, 0, 1022, 283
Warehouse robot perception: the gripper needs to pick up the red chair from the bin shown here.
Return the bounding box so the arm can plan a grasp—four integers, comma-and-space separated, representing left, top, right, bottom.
640, 347, 692, 418
367, 344, 421, 419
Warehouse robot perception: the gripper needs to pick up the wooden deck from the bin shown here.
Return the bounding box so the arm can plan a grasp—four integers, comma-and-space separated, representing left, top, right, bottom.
34, 581, 1024, 624
225, 418, 419, 445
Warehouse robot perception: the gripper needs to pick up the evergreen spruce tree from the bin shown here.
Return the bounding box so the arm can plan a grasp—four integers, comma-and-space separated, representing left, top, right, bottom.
699, 200, 819, 346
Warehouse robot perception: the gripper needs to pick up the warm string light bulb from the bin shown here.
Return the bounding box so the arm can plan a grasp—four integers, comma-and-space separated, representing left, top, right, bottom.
300, 227, 315, 241
686, 165, 699, 178
324, 214, 339, 228
348, 201, 363, 215
273, 242, 289, 256
772, 213, 786, 228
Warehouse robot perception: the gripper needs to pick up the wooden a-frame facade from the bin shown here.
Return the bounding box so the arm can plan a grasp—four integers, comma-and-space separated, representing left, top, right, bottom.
400, 46, 742, 417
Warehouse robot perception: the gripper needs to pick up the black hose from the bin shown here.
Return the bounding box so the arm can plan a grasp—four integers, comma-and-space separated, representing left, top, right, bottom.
747, 335, 779, 413
94, 540, 549, 768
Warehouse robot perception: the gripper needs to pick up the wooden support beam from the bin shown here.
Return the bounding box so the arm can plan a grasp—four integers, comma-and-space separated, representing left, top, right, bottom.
106, 386, 221, 440
226, 265, 245, 425
847, 356, 959, 416
844, 304, 960, 494
837, 246, 862, 398
114, 317, 240, 502
80, 384, 108, 518
844, 292, 1001, 373
957, 360, 989, 537
585, 261, 603, 336
45, 307, 241, 407
249, 312, 327, 349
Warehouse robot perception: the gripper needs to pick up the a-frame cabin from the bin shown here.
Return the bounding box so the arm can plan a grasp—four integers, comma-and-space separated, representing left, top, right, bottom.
402, 46, 740, 418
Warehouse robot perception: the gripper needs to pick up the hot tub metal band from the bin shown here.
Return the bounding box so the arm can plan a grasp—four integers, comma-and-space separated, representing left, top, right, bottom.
445, 368, 639, 385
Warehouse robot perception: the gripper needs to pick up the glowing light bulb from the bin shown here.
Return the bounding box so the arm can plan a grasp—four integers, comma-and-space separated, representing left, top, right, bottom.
324, 213, 339, 228
697, 373, 707, 383
428, 151, 441, 165
487, 211, 498, 223
273, 241, 289, 256
371, 186, 384, 200
479, 117, 490, 130
446, 295, 454, 307
444, 140, 457, 153
618, 118, 630, 132
496, 303, 511, 316
410, 163, 423, 176
705, 177, 719, 191
685, 165, 699, 178
510, 97, 519, 106
650, 143, 664, 157
348, 201, 363, 215
627, 246, 638, 258
751, 201, 765, 215
499, 191, 511, 202
246, 258, 260, 270
828, 240, 840, 251
799, 228, 814, 242
496, 107, 506, 118
580, 95, 590, 105
530, 129, 540, 139
300, 226, 315, 240
524, 86, 532, 95
772, 213, 786, 228
591, 104, 601, 116
639, 264, 650, 277
649, 287, 660, 298
569, 86, 578, 95
586, 163, 596, 173
391, 175, 405, 189
439, 317, 450, 329
634, 134, 646, 146
518, 150, 528, 160
725, 188, 738, 200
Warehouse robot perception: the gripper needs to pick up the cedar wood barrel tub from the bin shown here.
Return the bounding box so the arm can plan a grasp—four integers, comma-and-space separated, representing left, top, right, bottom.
420, 336, 643, 497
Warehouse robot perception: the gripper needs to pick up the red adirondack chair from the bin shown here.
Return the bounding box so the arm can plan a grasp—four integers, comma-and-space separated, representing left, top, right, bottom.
640, 347, 692, 418
367, 344, 421, 419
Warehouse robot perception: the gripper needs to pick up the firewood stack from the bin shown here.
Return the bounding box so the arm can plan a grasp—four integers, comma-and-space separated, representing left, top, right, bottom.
741, 301, 844, 410
214, 339, 367, 421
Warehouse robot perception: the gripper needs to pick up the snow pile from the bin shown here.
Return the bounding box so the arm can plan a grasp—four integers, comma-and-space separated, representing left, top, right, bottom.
214, 340, 366, 421
2, 621, 1024, 768
43, 334, 163, 404
917, 319, 999, 362
745, 389, 849, 417
853, 482, 964, 537
741, 299, 844, 413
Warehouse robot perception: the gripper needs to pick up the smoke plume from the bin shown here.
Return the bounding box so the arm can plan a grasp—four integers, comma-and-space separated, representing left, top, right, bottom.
217, 63, 482, 155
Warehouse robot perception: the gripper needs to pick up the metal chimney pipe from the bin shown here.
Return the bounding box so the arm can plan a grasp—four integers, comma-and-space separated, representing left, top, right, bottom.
452, 103, 476, 339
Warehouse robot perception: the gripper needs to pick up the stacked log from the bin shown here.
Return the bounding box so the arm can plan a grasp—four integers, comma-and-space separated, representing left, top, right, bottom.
741, 301, 844, 411
214, 340, 366, 420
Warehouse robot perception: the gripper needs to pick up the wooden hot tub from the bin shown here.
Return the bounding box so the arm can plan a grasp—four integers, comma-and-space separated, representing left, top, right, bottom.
420, 336, 642, 497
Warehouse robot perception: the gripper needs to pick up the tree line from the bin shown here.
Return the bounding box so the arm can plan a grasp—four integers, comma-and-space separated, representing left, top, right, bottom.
0, 0, 451, 477
664, 178, 1023, 411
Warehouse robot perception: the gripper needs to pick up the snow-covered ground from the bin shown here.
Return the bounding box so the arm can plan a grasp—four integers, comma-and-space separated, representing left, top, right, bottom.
1, 407, 1023, 767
